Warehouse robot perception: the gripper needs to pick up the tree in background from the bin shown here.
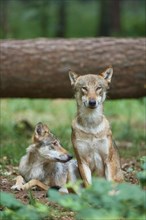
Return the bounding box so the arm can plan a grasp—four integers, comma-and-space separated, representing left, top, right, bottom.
24, 0, 50, 37
39, 0, 50, 37
55, 0, 67, 37
0, 0, 9, 38
110, 0, 121, 34
98, 0, 121, 36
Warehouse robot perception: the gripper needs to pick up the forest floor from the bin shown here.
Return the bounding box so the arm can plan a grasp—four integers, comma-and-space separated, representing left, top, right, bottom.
0, 156, 142, 220
0, 163, 75, 220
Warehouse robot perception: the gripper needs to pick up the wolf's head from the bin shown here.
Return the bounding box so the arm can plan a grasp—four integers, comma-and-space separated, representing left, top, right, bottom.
69, 67, 113, 109
33, 122, 72, 163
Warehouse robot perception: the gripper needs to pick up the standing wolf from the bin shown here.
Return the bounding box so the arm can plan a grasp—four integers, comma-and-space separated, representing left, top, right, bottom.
69, 67, 124, 187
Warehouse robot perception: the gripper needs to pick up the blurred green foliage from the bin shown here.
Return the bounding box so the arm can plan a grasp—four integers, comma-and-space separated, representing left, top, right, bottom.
0, 191, 49, 220
0, 0, 145, 39
48, 177, 146, 220
137, 156, 146, 188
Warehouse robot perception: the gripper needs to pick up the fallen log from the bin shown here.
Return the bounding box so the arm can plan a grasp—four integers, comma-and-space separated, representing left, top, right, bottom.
0, 38, 145, 99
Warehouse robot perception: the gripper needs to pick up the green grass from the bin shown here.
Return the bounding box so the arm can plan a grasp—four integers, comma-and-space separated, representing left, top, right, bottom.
0, 98, 145, 165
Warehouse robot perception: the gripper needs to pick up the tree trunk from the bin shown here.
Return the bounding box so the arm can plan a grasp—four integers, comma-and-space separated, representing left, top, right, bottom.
0, 0, 9, 38
98, 0, 121, 36
98, 0, 111, 36
56, 0, 66, 37
0, 38, 145, 99
110, 0, 121, 34
39, 0, 50, 37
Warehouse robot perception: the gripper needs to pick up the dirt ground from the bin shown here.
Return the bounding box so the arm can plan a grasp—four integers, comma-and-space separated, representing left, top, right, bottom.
0, 158, 141, 220
0, 163, 75, 220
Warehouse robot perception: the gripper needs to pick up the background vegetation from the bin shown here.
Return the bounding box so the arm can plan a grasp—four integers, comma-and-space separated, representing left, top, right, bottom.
0, 98, 145, 166
0, 0, 145, 219
0, 0, 145, 165
0, 0, 145, 39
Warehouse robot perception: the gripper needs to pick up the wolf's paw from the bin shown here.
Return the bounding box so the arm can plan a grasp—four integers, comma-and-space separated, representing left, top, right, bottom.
58, 187, 68, 194
11, 184, 23, 191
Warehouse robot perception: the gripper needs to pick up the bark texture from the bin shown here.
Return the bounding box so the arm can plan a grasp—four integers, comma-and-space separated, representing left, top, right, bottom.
0, 38, 145, 99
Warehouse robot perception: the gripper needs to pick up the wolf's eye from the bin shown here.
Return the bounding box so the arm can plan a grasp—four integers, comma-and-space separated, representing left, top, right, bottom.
53, 140, 58, 146
96, 86, 102, 91
82, 87, 88, 92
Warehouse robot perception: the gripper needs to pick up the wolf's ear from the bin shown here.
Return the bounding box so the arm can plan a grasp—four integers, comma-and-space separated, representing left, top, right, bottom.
69, 71, 78, 86
32, 122, 50, 143
99, 67, 113, 84
34, 122, 49, 142
35, 122, 43, 136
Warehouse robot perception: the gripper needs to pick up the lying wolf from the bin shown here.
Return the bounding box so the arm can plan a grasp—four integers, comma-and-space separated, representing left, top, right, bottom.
11, 122, 79, 192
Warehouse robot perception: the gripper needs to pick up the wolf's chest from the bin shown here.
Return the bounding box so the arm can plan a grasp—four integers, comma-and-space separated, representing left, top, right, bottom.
26, 163, 45, 181
76, 136, 109, 156
75, 135, 109, 172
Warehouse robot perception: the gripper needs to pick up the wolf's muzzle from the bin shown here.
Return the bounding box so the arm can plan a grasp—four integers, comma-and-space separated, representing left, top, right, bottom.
56, 154, 73, 163
67, 155, 73, 161
89, 99, 96, 108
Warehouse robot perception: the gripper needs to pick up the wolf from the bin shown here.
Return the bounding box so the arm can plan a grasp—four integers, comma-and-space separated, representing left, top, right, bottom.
69, 67, 124, 187
11, 122, 79, 192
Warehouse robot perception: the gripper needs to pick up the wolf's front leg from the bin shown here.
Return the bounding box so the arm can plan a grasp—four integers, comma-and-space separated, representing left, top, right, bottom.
11, 175, 25, 190
22, 179, 49, 190
73, 146, 91, 187
105, 161, 124, 182
72, 133, 91, 187
105, 138, 124, 182
105, 163, 113, 181
73, 151, 91, 187
77, 162, 92, 187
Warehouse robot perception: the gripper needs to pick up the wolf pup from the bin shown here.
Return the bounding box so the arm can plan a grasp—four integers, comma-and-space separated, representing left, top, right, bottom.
69, 67, 124, 187
11, 122, 79, 192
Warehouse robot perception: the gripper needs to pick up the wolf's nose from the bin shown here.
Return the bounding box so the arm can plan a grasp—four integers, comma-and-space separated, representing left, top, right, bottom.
68, 155, 73, 161
89, 99, 96, 107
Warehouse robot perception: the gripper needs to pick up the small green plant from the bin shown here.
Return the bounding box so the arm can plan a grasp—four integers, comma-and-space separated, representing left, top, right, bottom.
48, 178, 145, 220
137, 156, 146, 188
0, 191, 49, 220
